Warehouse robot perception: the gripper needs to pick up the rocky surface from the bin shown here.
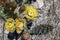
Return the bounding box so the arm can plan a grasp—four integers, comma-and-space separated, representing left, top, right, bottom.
0, 0, 60, 40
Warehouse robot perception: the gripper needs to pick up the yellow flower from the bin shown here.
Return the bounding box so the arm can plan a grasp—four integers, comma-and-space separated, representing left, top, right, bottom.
5, 18, 15, 32
25, 5, 38, 20
15, 18, 26, 33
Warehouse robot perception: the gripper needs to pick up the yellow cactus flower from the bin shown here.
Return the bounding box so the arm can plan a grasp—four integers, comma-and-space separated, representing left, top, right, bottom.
5, 18, 15, 32
15, 18, 26, 33
25, 5, 38, 20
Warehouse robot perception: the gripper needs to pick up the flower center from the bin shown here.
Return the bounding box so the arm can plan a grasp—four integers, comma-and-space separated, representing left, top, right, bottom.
19, 22, 24, 27
28, 11, 33, 17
